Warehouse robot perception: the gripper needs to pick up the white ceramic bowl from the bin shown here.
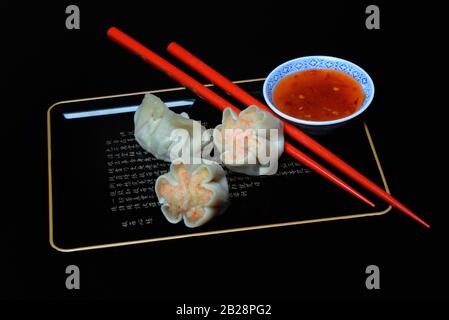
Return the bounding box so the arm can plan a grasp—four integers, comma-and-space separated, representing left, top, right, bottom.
263, 56, 375, 133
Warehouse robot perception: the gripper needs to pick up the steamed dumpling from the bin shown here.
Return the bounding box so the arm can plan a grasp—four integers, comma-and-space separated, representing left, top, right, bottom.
134, 93, 209, 162
155, 160, 229, 228
213, 105, 284, 175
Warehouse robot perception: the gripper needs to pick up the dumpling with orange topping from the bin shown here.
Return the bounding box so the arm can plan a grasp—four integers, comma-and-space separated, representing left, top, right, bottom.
155, 160, 229, 228
213, 105, 284, 175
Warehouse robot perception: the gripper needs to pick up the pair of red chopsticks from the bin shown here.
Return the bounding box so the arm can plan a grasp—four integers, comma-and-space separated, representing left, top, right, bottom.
107, 27, 429, 228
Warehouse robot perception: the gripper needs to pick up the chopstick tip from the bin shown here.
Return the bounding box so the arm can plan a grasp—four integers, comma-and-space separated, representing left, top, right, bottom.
405, 210, 431, 229
360, 196, 375, 208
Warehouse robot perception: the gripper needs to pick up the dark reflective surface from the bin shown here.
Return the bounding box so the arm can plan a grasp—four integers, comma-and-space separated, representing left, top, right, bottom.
50, 80, 388, 250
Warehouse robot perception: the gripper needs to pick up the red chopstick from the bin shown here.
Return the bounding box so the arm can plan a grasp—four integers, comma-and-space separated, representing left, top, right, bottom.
166, 42, 430, 229
107, 27, 375, 208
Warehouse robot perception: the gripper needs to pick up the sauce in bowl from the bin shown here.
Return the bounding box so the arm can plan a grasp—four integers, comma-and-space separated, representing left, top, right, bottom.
273, 69, 365, 121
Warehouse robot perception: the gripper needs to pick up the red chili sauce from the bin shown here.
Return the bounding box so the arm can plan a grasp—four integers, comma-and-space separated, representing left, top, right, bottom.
273, 69, 365, 121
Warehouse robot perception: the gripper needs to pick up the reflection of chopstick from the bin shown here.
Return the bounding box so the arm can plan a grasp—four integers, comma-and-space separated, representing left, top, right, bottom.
166, 42, 430, 229
107, 27, 375, 208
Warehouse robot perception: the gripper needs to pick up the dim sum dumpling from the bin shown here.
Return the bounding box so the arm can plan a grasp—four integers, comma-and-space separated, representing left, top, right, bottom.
155, 159, 229, 228
134, 93, 208, 162
213, 105, 284, 175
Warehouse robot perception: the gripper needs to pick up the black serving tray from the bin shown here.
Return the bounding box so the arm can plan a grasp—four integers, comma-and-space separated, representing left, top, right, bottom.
47, 79, 391, 252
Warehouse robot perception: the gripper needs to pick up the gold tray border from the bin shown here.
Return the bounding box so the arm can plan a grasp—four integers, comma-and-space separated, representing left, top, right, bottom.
47, 78, 391, 253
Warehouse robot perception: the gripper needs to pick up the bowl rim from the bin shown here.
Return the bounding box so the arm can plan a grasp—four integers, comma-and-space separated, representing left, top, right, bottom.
262, 55, 375, 126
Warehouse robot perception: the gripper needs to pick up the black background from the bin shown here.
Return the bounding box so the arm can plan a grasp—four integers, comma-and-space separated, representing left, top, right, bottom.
3, 0, 447, 305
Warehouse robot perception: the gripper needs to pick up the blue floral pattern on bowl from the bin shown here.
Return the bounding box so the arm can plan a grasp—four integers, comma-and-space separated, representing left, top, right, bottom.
263, 56, 375, 127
